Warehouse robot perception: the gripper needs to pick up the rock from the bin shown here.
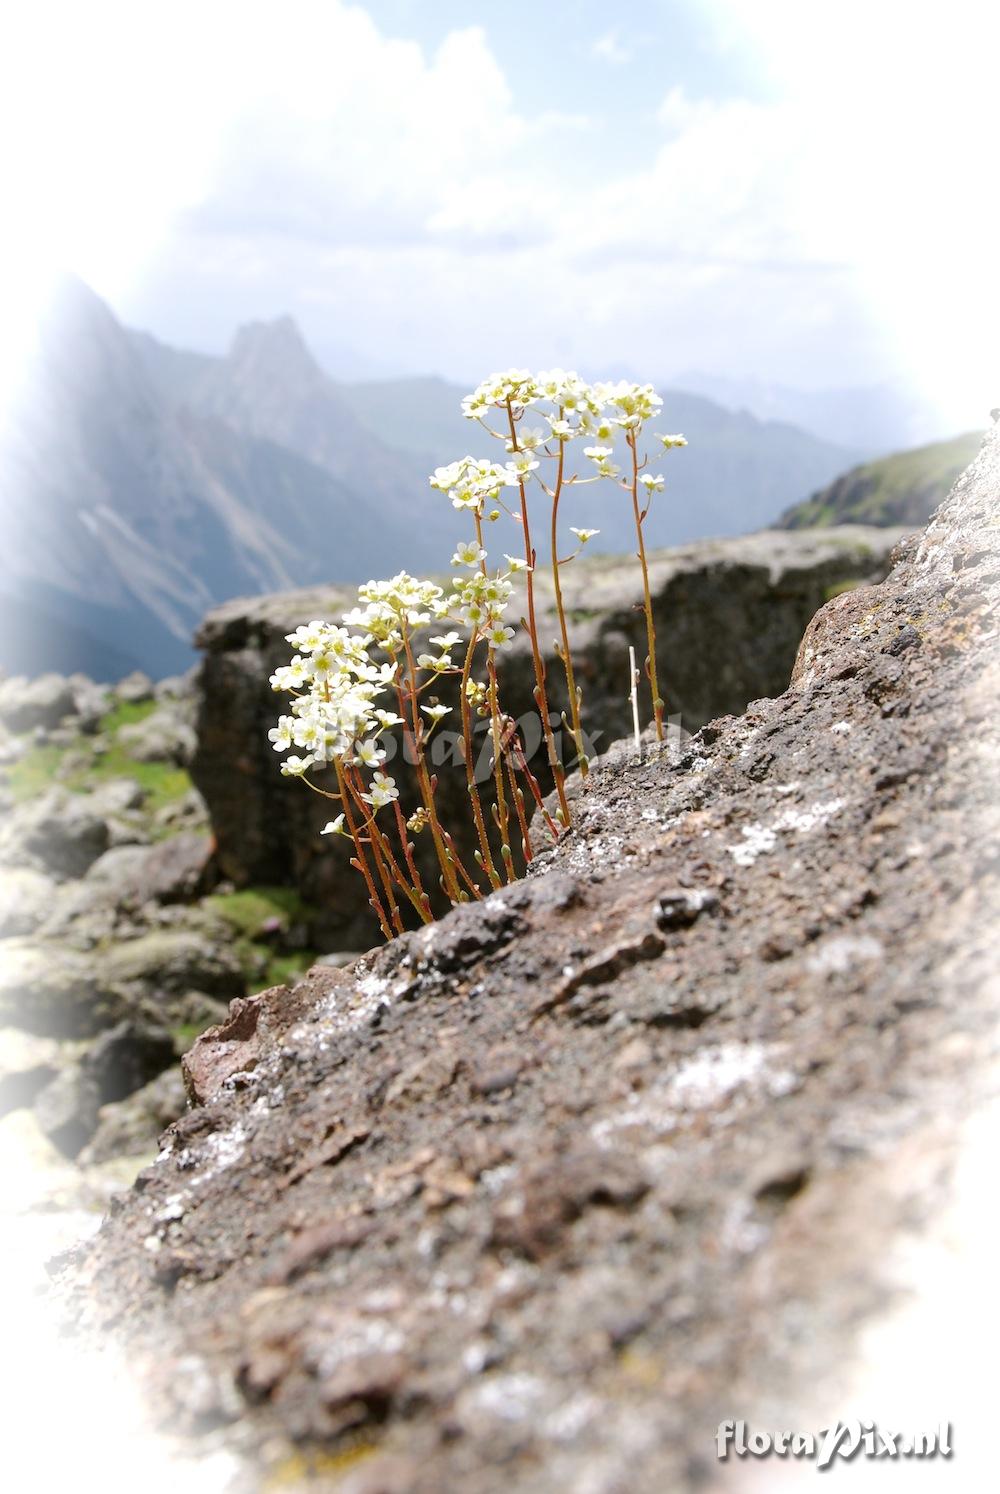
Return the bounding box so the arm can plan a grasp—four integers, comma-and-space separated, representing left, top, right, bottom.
116, 706, 196, 765
0, 1028, 64, 1114
81, 833, 214, 909
153, 786, 209, 832
79, 1066, 187, 1164
31, 1018, 175, 1158
115, 670, 154, 704
0, 941, 127, 1036
0, 673, 77, 732
0, 788, 110, 879
154, 669, 198, 702
190, 526, 903, 946
87, 778, 146, 816
181, 989, 285, 1104
70, 675, 111, 733
51, 426, 1000, 1488
33, 1064, 101, 1157
0, 867, 58, 936
102, 929, 244, 1003
85, 1018, 176, 1103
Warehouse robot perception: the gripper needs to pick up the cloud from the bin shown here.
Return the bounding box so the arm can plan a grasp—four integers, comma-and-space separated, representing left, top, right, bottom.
8, 0, 993, 430
591, 30, 631, 64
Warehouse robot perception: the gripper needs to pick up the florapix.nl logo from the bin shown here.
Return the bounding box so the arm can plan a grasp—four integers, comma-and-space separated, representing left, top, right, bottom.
716, 1419, 953, 1468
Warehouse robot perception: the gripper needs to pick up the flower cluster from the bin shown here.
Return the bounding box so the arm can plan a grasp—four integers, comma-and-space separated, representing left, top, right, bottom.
429, 457, 521, 514
267, 620, 399, 778
272, 365, 688, 945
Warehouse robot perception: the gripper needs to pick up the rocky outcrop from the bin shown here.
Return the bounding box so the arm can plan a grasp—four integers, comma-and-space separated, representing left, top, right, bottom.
59, 424, 999, 1489
193, 525, 903, 947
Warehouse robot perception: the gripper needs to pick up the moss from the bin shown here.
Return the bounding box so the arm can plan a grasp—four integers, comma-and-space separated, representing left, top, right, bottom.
6, 743, 67, 802
205, 886, 312, 937
99, 698, 158, 733
5, 694, 190, 817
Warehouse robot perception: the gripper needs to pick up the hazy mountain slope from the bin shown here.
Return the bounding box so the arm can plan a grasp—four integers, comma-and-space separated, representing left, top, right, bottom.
137, 320, 454, 566
0, 281, 427, 681
340, 376, 861, 550
779, 431, 983, 529
674, 371, 949, 454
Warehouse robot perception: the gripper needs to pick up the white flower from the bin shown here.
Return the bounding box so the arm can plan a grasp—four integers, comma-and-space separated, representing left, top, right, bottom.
421, 703, 452, 722
321, 815, 348, 836
354, 739, 386, 768
508, 450, 539, 478
516, 426, 546, 451
268, 717, 294, 752
431, 631, 463, 650
504, 555, 530, 573
279, 755, 312, 777
374, 709, 404, 728
486, 624, 515, 650
639, 473, 665, 493
452, 541, 486, 568
583, 445, 614, 462
570, 527, 600, 544
285, 620, 329, 652
362, 772, 399, 810
657, 432, 687, 449
546, 416, 575, 441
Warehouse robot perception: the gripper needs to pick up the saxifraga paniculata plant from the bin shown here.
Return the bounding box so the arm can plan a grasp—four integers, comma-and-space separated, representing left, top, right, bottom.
269, 370, 685, 940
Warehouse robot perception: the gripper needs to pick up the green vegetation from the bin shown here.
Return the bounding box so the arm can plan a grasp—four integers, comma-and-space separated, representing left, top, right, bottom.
206, 886, 319, 990
5, 698, 192, 818
781, 431, 981, 530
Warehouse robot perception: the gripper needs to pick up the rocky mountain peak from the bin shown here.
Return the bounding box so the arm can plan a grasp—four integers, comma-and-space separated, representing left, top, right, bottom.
227, 314, 322, 390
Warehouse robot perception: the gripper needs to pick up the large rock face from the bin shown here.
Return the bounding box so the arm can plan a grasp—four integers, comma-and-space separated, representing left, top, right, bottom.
193, 525, 903, 947
60, 422, 999, 1488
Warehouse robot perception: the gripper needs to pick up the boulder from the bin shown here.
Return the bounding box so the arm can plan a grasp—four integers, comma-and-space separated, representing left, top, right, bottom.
86, 778, 146, 817
56, 423, 1000, 1486
191, 525, 904, 947
33, 1063, 102, 1157
0, 788, 110, 879
0, 673, 77, 732
102, 929, 244, 1001
0, 940, 128, 1036
79, 1065, 188, 1164
0, 867, 58, 936
80, 833, 214, 910
115, 670, 154, 704
0, 1028, 65, 1115
116, 705, 196, 765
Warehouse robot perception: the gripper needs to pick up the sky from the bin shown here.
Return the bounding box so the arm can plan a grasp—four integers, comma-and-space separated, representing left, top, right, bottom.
0, 0, 997, 430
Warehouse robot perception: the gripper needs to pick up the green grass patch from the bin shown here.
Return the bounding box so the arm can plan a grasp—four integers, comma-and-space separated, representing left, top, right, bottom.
4, 696, 191, 818
205, 886, 312, 937
263, 950, 320, 988
6, 743, 67, 802
99, 698, 158, 733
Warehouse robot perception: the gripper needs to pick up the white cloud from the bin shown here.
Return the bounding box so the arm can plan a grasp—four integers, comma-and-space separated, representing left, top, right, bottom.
591, 30, 631, 64
3, 0, 995, 432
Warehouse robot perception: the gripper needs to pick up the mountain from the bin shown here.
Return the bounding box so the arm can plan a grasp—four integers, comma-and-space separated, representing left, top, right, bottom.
673, 372, 952, 455
0, 281, 446, 681
778, 431, 983, 530
337, 379, 861, 551
1, 277, 865, 683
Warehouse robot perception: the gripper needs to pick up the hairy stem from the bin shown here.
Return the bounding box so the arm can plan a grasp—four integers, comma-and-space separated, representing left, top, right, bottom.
628, 430, 664, 741
459, 632, 502, 889
334, 758, 392, 941
505, 397, 571, 828
550, 428, 589, 777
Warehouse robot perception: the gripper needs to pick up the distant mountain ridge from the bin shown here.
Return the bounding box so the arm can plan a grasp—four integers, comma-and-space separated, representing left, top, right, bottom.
2, 276, 863, 681
778, 431, 983, 530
